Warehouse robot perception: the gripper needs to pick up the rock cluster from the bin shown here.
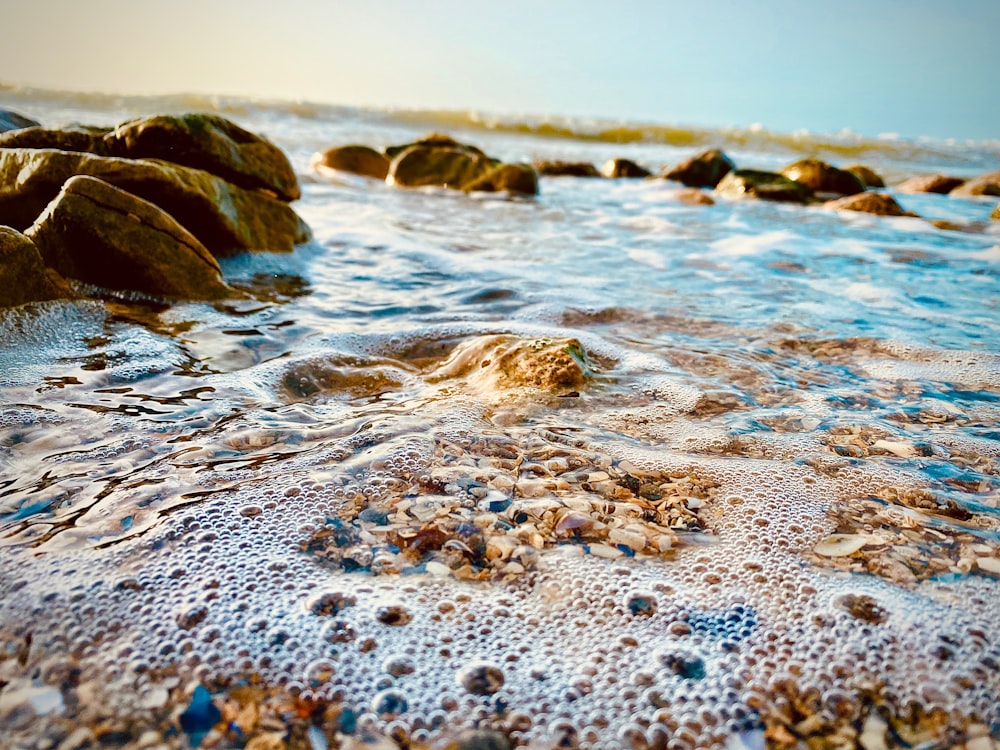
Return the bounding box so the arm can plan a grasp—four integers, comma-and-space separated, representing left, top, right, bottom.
0, 112, 309, 308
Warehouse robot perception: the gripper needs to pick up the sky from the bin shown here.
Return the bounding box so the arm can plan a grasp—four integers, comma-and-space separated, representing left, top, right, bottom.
3, 0, 998, 141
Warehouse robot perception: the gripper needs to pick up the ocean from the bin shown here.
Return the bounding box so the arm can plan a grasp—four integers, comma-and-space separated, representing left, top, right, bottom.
1, 86, 999, 749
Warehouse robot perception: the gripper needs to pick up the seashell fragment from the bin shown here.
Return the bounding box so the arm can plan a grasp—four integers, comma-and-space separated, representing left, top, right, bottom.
814, 534, 869, 557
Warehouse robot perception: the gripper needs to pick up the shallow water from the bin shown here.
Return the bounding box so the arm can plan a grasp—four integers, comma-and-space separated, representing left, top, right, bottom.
1, 88, 1000, 749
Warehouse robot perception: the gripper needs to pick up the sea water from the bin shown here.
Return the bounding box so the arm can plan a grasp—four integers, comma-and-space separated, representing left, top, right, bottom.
1, 86, 999, 749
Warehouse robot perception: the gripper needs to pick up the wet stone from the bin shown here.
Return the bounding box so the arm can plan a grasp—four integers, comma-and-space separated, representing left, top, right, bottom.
375, 604, 413, 626
837, 593, 888, 624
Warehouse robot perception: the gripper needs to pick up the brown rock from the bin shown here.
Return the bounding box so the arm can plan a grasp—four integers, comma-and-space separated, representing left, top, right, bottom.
0, 125, 112, 154
104, 113, 300, 201
715, 170, 812, 203
388, 145, 496, 189
26, 175, 231, 300
824, 192, 917, 217
0, 148, 308, 255
385, 133, 486, 160
991, 202, 1000, 220
0, 109, 40, 133
844, 164, 885, 189
949, 170, 1000, 197
660, 149, 735, 188
311, 145, 390, 180
895, 174, 965, 194
673, 187, 715, 206
601, 158, 651, 178
533, 160, 601, 178
780, 159, 865, 196
0, 226, 76, 308
463, 163, 539, 196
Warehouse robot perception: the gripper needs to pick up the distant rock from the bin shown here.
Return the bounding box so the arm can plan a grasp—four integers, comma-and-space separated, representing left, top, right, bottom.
714, 169, 812, 203
104, 113, 300, 201
844, 164, 885, 189
533, 160, 601, 178
780, 159, 864, 196
601, 158, 650, 178
464, 163, 539, 196
673, 187, 715, 206
660, 149, 735, 188
0, 226, 76, 308
311, 145, 390, 180
0, 125, 112, 154
26, 175, 231, 300
0, 148, 307, 255
991, 202, 1000, 220
895, 174, 965, 194
949, 170, 1000, 197
0, 109, 40, 133
388, 145, 496, 189
824, 192, 917, 217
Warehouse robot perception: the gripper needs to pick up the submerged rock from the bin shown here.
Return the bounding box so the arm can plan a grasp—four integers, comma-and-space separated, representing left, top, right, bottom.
0, 109, 39, 133
464, 162, 539, 196
0, 148, 307, 255
844, 164, 885, 189
104, 113, 300, 201
895, 174, 965, 194
991, 202, 1000, 220
311, 145, 390, 180
673, 187, 715, 206
0, 226, 76, 307
601, 158, 651, 178
949, 169, 1000, 197
824, 192, 917, 217
533, 160, 601, 178
660, 148, 735, 188
25, 175, 230, 300
780, 158, 865, 196
714, 169, 812, 203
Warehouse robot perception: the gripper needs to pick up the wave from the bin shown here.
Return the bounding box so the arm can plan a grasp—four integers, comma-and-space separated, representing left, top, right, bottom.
4, 81, 1000, 170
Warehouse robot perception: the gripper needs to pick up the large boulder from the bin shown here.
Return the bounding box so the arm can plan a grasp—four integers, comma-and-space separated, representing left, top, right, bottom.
660, 149, 735, 188
601, 158, 650, 178
0, 109, 40, 133
714, 169, 812, 203
824, 192, 917, 217
388, 145, 497, 189
0, 226, 76, 308
533, 160, 601, 178
26, 176, 230, 300
895, 174, 965, 194
0, 125, 112, 154
949, 170, 1000, 198
844, 164, 885, 189
311, 145, 390, 180
0, 148, 308, 255
464, 163, 539, 196
104, 113, 300, 201
780, 159, 864, 197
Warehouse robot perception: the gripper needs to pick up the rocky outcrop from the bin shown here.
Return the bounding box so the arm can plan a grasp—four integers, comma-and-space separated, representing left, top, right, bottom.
104, 114, 300, 201
824, 192, 917, 217
714, 170, 812, 203
660, 149, 735, 188
0, 109, 40, 133
601, 158, 650, 178
0, 148, 307, 255
844, 164, 885, 189
0, 226, 76, 307
949, 170, 1000, 198
780, 159, 864, 197
311, 145, 390, 180
533, 160, 601, 178
25, 176, 231, 300
0, 125, 112, 154
464, 163, 539, 196
895, 174, 965, 194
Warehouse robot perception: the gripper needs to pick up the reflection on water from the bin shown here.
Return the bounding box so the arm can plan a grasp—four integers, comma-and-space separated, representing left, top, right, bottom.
1, 94, 999, 748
